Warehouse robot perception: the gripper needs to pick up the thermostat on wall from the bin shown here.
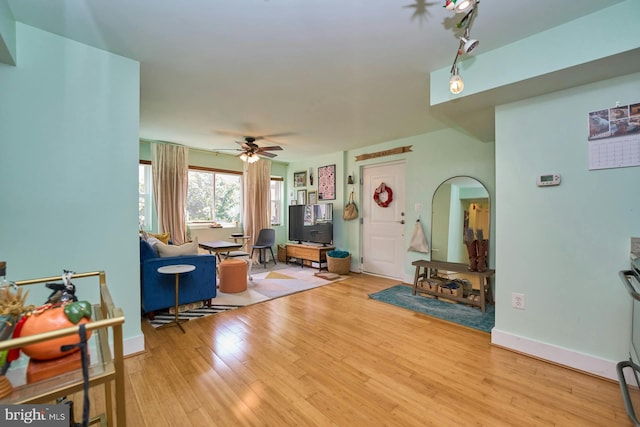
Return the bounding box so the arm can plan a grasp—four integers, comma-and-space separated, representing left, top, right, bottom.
537, 173, 561, 187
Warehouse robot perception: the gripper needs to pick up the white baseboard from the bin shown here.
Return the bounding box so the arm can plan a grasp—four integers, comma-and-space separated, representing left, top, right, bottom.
124, 334, 145, 356
491, 328, 621, 382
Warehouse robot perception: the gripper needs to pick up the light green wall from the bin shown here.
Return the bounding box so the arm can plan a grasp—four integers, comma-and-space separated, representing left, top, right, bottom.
287, 152, 345, 248
494, 72, 640, 364
343, 130, 495, 278
0, 24, 141, 349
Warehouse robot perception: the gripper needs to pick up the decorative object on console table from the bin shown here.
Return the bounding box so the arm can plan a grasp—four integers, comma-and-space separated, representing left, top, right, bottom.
297, 189, 307, 205
464, 228, 478, 271
0, 263, 36, 398
476, 229, 488, 273
308, 191, 317, 204
317, 164, 336, 200
19, 300, 93, 360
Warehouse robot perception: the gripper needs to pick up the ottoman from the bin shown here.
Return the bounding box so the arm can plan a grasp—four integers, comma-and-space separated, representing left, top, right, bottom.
218, 259, 248, 293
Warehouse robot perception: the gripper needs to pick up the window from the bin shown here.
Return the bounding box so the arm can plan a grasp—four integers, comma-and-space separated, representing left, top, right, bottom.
138, 163, 153, 231
187, 168, 241, 226
270, 178, 283, 225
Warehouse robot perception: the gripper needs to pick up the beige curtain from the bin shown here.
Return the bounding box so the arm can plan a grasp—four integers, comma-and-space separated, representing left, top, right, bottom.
151, 143, 189, 245
243, 158, 272, 251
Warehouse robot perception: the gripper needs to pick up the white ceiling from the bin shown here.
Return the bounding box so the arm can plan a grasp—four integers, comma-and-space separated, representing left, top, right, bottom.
7, 0, 624, 162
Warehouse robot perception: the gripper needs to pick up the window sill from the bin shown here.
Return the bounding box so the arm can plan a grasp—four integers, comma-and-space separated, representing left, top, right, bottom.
188, 223, 235, 230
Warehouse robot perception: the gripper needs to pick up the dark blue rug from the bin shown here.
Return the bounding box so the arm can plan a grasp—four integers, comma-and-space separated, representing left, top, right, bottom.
368, 284, 494, 333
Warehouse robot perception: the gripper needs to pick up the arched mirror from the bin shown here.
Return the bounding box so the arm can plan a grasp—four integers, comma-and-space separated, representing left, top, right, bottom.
431, 176, 490, 264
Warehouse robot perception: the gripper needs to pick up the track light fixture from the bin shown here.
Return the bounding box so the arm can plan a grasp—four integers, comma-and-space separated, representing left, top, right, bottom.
449, 65, 464, 94
444, 0, 479, 95
460, 36, 479, 54
444, 0, 476, 14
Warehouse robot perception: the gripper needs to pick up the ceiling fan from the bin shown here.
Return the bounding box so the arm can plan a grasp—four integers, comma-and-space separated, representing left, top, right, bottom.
235, 136, 283, 161
212, 130, 290, 162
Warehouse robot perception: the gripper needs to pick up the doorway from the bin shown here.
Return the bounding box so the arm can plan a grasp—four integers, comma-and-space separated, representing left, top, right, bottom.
362, 161, 406, 279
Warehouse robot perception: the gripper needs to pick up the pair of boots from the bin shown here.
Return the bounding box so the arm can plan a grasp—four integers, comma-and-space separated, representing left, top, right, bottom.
464, 239, 488, 272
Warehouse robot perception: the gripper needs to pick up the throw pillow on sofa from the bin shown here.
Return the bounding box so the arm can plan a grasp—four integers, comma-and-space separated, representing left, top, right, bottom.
155, 238, 199, 257
148, 232, 171, 244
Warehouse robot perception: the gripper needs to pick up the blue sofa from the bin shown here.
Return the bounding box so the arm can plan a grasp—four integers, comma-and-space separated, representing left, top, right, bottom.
140, 239, 217, 316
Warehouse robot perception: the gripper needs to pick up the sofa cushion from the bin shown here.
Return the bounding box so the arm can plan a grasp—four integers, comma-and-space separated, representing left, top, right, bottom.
148, 232, 171, 244
140, 238, 159, 262
155, 238, 199, 257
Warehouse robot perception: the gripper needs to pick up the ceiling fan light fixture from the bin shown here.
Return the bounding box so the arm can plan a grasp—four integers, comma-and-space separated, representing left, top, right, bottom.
449, 66, 464, 94
247, 153, 260, 163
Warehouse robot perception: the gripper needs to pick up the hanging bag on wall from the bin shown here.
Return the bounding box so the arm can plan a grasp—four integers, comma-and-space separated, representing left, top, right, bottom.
343, 191, 359, 220
407, 219, 429, 253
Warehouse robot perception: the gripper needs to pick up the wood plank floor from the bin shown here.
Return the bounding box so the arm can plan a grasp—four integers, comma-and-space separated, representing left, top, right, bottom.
110, 273, 634, 426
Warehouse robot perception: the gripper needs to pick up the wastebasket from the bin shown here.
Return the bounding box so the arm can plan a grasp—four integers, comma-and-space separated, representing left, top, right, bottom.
277, 244, 287, 263
327, 252, 351, 275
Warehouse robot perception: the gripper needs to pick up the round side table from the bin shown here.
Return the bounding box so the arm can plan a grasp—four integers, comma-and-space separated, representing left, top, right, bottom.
157, 264, 196, 333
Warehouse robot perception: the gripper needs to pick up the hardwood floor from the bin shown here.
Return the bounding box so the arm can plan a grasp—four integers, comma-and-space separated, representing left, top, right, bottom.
113, 274, 633, 426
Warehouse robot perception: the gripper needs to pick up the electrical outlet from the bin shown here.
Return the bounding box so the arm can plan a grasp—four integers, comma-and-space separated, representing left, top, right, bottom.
512, 293, 525, 310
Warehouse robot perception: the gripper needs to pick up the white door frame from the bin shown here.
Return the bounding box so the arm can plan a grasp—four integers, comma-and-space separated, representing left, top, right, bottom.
360, 160, 406, 279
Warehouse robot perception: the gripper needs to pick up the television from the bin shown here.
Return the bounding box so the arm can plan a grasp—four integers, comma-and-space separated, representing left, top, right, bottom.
288, 203, 333, 246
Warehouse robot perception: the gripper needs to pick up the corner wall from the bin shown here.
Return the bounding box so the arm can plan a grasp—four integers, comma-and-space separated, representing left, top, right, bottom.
0, 23, 142, 353
493, 72, 640, 379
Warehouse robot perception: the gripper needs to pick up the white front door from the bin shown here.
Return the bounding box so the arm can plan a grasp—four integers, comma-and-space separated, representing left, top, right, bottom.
362, 161, 406, 279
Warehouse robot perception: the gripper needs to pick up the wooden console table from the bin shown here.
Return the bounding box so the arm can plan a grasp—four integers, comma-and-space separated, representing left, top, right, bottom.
286, 243, 334, 272
411, 260, 495, 312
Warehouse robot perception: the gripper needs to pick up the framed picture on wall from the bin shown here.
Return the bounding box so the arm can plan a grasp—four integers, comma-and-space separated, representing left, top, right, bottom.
293, 171, 307, 187
317, 164, 336, 200
297, 190, 307, 205
307, 191, 317, 204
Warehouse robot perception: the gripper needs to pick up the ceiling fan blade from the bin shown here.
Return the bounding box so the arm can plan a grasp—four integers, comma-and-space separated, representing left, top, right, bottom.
214, 129, 247, 137
259, 132, 295, 139
236, 141, 252, 150
257, 146, 283, 151
258, 151, 277, 158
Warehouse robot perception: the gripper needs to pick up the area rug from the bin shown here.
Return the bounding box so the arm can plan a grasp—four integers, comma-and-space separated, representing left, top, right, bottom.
368, 284, 495, 333
147, 267, 347, 328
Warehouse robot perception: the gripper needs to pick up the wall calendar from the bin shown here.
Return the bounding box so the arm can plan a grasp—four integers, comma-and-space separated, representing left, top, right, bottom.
588, 102, 640, 170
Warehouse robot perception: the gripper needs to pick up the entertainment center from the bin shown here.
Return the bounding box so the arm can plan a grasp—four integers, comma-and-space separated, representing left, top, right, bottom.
287, 203, 334, 271
285, 243, 335, 272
